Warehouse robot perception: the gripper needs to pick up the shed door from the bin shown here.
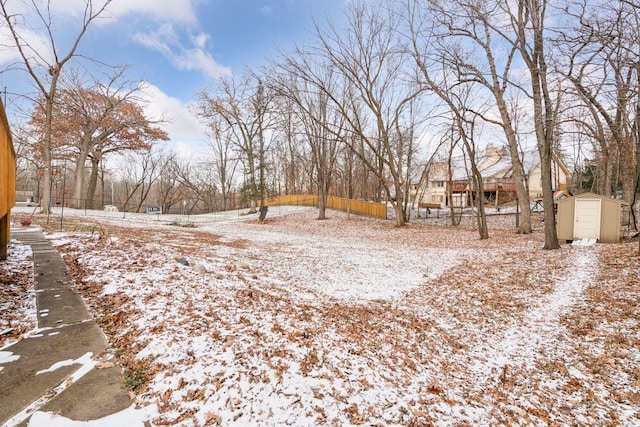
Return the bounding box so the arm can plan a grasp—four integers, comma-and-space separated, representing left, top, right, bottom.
574, 198, 601, 240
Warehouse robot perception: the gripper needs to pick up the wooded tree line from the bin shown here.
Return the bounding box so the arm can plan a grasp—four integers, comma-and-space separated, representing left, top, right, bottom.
5, 0, 640, 250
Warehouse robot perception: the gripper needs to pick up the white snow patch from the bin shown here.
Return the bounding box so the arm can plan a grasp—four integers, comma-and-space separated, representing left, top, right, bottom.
572, 238, 597, 246
0, 350, 20, 364
27, 404, 154, 427
36, 352, 94, 376
471, 249, 596, 377
0, 350, 20, 371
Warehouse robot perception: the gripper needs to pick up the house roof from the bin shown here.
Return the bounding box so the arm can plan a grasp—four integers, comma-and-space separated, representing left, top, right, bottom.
480, 158, 511, 179
424, 144, 571, 182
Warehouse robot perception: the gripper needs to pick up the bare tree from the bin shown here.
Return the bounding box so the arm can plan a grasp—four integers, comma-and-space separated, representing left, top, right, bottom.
561, 0, 639, 209
191, 95, 241, 212
405, 0, 533, 234
445, 136, 462, 226
270, 67, 343, 220
155, 153, 192, 214
27, 70, 169, 209
205, 129, 239, 211
509, 0, 561, 249
195, 73, 273, 214
267, 97, 308, 196
617, 0, 640, 255
187, 161, 221, 212
118, 147, 165, 213
281, 3, 424, 226
170, 158, 220, 213
0, 0, 112, 214
451, 99, 491, 239
421, 68, 490, 237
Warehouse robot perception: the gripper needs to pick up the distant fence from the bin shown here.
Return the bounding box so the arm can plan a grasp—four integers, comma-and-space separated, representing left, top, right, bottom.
266, 194, 318, 207
24, 194, 388, 221
266, 194, 387, 219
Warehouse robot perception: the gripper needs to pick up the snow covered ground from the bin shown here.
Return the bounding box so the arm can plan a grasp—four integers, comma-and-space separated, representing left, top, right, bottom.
2, 208, 639, 426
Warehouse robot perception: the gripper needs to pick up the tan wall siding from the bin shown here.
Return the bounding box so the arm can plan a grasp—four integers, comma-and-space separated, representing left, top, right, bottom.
529, 165, 543, 198
600, 199, 622, 243
556, 199, 575, 241
528, 161, 569, 199
0, 100, 16, 259
0, 101, 16, 216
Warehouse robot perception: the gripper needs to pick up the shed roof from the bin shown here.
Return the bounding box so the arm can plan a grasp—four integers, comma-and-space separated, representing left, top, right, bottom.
557, 192, 628, 206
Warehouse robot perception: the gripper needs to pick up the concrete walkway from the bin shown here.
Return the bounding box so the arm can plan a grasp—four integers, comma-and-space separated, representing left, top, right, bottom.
0, 227, 133, 426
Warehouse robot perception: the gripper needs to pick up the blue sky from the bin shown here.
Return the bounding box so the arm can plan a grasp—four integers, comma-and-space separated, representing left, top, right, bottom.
0, 0, 347, 155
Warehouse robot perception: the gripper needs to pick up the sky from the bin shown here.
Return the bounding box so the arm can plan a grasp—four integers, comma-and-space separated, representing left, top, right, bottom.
0, 0, 347, 156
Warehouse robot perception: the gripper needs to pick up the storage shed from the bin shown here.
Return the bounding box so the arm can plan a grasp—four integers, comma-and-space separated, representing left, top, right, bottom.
556, 192, 627, 243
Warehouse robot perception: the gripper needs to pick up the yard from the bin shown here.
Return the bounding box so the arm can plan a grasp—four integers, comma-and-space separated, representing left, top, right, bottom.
3, 208, 640, 426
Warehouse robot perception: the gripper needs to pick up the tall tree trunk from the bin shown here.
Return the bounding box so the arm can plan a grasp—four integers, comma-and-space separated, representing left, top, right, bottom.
537, 134, 559, 248
258, 126, 266, 208
620, 136, 636, 203
318, 184, 328, 220
447, 143, 459, 226
85, 155, 101, 210
524, 0, 559, 249
42, 157, 52, 213
460, 118, 489, 239
495, 103, 532, 234
392, 197, 406, 227
246, 151, 258, 214
597, 150, 613, 195
72, 146, 90, 209
41, 89, 55, 214
100, 168, 105, 209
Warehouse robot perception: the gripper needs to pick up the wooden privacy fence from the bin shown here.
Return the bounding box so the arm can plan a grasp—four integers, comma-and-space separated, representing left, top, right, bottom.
0, 99, 16, 260
265, 194, 387, 219
266, 194, 319, 207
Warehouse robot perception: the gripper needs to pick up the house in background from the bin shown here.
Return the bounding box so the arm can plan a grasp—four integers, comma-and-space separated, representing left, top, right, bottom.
523, 149, 571, 199
413, 144, 571, 208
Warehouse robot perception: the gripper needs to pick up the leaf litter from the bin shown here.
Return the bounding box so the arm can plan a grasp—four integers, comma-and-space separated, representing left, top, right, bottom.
7, 209, 640, 425
0, 239, 35, 348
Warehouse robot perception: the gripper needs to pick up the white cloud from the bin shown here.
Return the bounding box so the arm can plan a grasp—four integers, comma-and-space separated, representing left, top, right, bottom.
133, 23, 177, 56
105, 1, 233, 80
103, 0, 199, 26
258, 5, 273, 16
0, 27, 53, 67
192, 33, 209, 50
0, 0, 81, 68
13, 0, 196, 27
138, 82, 209, 156
172, 140, 209, 159
134, 24, 232, 80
